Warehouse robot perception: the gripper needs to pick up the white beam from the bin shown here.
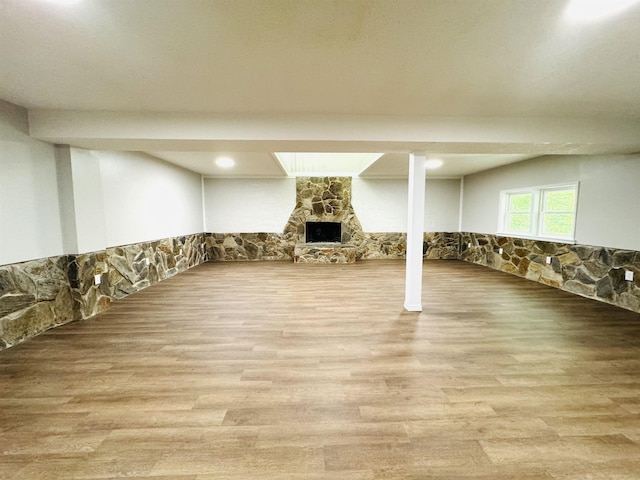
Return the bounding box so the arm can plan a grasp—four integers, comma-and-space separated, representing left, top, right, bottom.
404, 153, 426, 312
27, 110, 640, 155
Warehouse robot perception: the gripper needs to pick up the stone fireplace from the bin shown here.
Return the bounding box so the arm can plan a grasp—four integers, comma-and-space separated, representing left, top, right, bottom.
284, 177, 365, 263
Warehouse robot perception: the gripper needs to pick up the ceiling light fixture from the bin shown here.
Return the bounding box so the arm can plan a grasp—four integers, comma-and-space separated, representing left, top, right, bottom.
565, 0, 639, 23
425, 159, 443, 170
215, 156, 235, 168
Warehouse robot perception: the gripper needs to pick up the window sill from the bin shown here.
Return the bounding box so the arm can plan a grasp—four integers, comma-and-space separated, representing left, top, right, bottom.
496, 232, 577, 245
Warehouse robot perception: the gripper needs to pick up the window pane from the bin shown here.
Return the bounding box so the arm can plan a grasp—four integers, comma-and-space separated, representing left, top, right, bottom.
542, 213, 574, 236
544, 189, 575, 212
509, 213, 530, 232
509, 193, 532, 213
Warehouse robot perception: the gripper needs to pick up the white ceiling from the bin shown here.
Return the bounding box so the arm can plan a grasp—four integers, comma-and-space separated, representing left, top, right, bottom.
148, 151, 535, 178
2, 0, 640, 178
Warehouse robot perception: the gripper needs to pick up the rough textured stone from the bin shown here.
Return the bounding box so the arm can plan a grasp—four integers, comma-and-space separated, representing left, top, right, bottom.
0, 294, 36, 318
610, 268, 629, 295
360, 233, 406, 260
423, 232, 459, 259
52, 284, 76, 324
518, 257, 531, 276
459, 232, 640, 314
294, 244, 357, 263
525, 261, 543, 282
564, 280, 596, 297
612, 250, 636, 267
1, 302, 55, 345
572, 245, 597, 260
9, 265, 38, 294
596, 277, 615, 300
573, 267, 597, 285
208, 233, 292, 261
533, 241, 559, 255
540, 268, 563, 288
559, 251, 580, 266
582, 259, 612, 278
284, 177, 366, 253
0, 268, 17, 295
110, 255, 139, 284
1, 233, 207, 350
597, 248, 613, 267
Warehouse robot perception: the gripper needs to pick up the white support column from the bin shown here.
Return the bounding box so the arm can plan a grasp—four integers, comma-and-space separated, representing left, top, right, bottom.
404, 152, 426, 312
56, 145, 108, 255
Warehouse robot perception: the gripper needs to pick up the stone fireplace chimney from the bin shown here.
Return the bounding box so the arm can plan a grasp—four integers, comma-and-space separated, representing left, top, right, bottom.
284, 177, 365, 262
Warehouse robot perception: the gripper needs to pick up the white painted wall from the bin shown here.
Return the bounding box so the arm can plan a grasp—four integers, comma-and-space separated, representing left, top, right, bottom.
99, 151, 204, 247
203, 178, 296, 232
69, 148, 108, 253
424, 179, 461, 232
353, 178, 461, 232
461, 154, 640, 250
203, 176, 461, 234
352, 178, 407, 231
0, 101, 65, 265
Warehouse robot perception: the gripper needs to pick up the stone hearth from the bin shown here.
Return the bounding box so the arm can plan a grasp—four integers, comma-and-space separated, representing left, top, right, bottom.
294, 243, 357, 264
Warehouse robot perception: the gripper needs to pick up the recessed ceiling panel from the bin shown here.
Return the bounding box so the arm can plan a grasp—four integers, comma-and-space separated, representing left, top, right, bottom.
274, 152, 383, 176
147, 151, 286, 177
360, 153, 538, 178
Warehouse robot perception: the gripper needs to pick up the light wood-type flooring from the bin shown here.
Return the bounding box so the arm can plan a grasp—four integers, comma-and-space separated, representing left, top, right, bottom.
2, 260, 640, 479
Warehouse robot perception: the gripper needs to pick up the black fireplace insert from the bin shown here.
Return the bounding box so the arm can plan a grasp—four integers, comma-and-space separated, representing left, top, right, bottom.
305, 222, 342, 243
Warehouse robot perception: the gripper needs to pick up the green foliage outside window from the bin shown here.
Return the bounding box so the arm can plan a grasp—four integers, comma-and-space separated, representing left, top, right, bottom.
501, 185, 577, 240
508, 193, 532, 232
543, 213, 574, 235
544, 190, 575, 212
509, 213, 531, 232
509, 193, 532, 212
542, 189, 576, 236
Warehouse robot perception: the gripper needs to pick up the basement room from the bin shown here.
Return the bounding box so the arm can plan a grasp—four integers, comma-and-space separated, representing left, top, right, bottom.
1, 1, 640, 478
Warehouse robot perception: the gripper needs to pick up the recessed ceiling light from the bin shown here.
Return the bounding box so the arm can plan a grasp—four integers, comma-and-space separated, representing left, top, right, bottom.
425, 159, 443, 170
215, 156, 235, 168
565, 0, 639, 23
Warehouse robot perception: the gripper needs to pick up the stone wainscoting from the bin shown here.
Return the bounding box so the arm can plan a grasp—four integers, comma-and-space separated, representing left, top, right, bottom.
294, 243, 358, 263
207, 233, 293, 261
0, 234, 206, 350
206, 231, 459, 262
460, 233, 640, 314
4, 229, 638, 349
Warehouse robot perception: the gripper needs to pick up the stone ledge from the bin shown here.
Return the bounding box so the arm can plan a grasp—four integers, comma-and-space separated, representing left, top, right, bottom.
294, 243, 357, 264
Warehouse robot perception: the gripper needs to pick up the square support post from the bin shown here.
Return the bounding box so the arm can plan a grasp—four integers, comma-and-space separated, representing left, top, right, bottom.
404, 153, 426, 311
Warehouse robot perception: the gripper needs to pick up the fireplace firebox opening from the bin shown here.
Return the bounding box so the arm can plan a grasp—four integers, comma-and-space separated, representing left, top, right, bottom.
306, 222, 342, 243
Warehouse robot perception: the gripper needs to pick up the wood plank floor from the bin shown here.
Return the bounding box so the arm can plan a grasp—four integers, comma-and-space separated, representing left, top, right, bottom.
2, 260, 640, 479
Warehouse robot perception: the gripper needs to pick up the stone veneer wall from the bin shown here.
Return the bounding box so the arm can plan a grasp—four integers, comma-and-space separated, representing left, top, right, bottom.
206, 231, 459, 261
284, 176, 366, 247
0, 234, 206, 350
4, 229, 637, 350
207, 233, 293, 261
460, 233, 640, 314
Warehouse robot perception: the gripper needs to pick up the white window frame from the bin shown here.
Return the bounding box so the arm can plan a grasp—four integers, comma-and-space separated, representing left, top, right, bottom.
498, 182, 579, 243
